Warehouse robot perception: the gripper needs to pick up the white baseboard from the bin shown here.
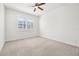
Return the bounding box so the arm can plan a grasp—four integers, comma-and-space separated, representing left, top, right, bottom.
40, 34, 79, 48
0, 41, 5, 52
6, 36, 40, 42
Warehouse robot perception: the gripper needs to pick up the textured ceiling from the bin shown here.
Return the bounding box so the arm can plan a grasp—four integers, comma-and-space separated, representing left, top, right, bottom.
5, 3, 66, 16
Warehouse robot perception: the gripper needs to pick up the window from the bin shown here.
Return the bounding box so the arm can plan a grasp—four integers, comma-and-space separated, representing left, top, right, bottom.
17, 16, 33, 30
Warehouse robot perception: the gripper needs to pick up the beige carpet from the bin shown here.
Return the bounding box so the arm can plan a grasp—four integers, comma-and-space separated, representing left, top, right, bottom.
0, 37, 79, 56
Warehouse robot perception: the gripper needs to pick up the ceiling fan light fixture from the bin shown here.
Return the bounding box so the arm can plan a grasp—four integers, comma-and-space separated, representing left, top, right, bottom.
31, 3, 46, 12
34, 6, 37, 9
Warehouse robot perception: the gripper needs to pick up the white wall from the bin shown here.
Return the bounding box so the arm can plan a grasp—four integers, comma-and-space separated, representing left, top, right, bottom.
0, 4, 5, 51
40, 4, 79, 47
6, 8, 39, 41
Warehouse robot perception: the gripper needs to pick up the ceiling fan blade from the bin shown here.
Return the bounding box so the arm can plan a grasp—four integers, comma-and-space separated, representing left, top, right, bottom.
34, 8, 36, 12
38, 3, 45, 6
38, 7, 44, 11
35, 3, 39, 6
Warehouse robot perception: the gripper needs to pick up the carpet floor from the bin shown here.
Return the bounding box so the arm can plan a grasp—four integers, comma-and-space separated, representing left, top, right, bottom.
0, 37, 79, 56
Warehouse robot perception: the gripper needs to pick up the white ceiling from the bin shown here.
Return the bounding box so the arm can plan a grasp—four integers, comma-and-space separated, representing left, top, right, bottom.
5, 3, 66, 16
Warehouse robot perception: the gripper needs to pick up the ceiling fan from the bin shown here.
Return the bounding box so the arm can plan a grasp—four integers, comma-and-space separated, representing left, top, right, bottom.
31, 3, 46, 12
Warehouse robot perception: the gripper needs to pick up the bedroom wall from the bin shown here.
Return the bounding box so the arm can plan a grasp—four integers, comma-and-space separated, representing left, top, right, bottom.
6, 8, 40, 41
40, 4, 79, 47
0, 4, 5, 51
